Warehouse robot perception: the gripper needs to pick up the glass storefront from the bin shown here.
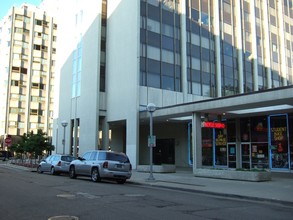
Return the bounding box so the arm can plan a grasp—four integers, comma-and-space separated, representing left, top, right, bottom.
193, 113, 293, 171
269, 114, 290, 170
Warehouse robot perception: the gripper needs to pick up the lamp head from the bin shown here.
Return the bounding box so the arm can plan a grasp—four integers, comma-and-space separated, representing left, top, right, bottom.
61, 120, 68, 127
146, 103, 156, 112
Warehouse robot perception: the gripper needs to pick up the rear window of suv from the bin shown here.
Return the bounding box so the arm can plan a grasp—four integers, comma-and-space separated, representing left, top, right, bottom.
98, 152, 129, 163
61, 156, 75, 162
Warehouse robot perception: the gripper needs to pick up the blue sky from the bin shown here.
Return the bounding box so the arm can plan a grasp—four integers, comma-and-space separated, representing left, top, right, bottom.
0, 0, 41, 20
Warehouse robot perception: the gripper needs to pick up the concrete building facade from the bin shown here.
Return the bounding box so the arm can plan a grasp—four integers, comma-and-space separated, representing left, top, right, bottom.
55, 0, 293, 172
0, 4, 57, 149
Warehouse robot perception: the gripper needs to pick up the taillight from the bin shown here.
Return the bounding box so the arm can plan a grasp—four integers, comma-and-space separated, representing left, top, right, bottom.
57, 161, 62, 166
103, 161, 108, 168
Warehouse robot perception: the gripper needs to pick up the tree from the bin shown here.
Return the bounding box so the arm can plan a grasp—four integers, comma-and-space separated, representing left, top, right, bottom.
25, 130, 55, 159
10, 134, 27, 160
12, 130, 54, 159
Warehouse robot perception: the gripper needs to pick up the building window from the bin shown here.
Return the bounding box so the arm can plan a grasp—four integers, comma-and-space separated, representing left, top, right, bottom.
35, 19, 42, 26
140, 0, 181, 92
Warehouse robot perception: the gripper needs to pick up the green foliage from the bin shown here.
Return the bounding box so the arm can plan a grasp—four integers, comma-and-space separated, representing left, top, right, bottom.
12, 129, 54, 158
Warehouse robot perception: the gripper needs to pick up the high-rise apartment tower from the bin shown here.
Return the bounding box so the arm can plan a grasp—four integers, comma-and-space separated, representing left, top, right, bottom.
0, 4, 57, 148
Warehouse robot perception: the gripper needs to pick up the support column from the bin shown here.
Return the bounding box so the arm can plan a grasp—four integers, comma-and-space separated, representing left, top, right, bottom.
262, 0, 272, 88
192, 112, 202, 173
277, 0, 288, 86
213, 0, 222, 97
235, 118, 241, 169
180, 0, 188, 102
250, 0, 259, 91
73, 118, 78, 157
234, 0, 244, 93
101, 117, 109, 150
126, 116, 139, 169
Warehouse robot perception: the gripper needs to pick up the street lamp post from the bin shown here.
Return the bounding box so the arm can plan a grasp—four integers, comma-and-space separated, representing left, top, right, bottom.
61, 120, 68, 154
146, 103, 156, 181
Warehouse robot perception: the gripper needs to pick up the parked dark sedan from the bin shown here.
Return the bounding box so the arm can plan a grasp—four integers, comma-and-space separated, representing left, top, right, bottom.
37, 154, 76, 175
69, 150, 132, 184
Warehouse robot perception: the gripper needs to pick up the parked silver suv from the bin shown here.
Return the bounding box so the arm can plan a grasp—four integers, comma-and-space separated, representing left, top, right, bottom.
69, 150, 132, 184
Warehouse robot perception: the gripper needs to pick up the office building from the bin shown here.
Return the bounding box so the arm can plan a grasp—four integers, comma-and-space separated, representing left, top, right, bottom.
55, 0, 293, 172
0, 3, 57, 149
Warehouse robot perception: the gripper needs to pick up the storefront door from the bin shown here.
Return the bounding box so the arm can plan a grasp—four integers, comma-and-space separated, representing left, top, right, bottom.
228, 143, 236, 168
214, 130, 227, 167
269, 114, 290, 170
241, 143, 251, 169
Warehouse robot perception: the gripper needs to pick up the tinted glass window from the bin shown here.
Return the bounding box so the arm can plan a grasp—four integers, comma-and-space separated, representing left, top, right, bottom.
46, 156, 53, 162
162, 35, 173, 51
98, 152, 106, 160
98, 152, 129, 163
82, 152, 91, 160
148, 59, 160, 74
89, 151, 97, 160
52, 156, 58, 161
148, 31, 160, 47
148, 4, 160, 21
61, 156, 75, 162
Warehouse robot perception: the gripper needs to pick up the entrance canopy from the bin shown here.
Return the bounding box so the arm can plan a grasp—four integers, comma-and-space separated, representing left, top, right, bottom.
140, 86, 293, 121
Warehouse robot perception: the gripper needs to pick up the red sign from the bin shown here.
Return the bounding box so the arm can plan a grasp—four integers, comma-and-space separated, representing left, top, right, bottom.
5, 137, 11, 145
202, 122, 225, 129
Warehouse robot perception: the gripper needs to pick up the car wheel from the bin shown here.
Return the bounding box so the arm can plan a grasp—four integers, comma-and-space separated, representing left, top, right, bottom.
50, 167, 56, 175
117, 179, 126, 184
37, 166, 43, 174
69, 166, 77, 179
91, 168, 101, 182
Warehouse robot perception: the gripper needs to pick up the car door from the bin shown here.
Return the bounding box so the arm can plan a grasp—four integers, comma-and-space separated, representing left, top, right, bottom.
82, 151, 98, 176
42, 155, 53, 172
60, 156, 74, 172
76, 152, 92, 175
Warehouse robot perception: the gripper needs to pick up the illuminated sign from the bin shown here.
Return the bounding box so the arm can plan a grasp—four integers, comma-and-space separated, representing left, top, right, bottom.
202, 121, 226, 129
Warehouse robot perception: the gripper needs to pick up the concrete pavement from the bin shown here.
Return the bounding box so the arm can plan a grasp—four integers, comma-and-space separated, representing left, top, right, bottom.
2, 161, 293, 206
129, 168, 293, 206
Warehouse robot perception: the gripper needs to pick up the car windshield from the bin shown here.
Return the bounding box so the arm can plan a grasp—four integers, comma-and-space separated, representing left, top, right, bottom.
61, 156, 75, 162
98, 152, 129, 163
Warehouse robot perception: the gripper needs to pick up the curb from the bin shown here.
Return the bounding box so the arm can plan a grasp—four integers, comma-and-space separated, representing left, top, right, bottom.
128, 180, 293, 207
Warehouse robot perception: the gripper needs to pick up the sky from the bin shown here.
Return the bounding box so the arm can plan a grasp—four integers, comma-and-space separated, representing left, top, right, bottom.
0, 0, 41, 20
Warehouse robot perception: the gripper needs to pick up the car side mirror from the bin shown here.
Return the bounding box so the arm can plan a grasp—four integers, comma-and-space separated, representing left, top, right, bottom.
78, 156, 84, 161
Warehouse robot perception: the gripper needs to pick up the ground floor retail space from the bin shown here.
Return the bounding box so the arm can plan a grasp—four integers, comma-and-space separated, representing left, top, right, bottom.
188, 113, 293, 172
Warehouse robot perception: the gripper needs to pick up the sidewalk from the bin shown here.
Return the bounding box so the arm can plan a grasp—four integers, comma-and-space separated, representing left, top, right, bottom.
2, 161, 293, 206
129, 168, 293, 206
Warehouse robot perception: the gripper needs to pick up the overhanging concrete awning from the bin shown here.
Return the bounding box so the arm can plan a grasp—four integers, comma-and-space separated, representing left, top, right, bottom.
140, 86, 293, 121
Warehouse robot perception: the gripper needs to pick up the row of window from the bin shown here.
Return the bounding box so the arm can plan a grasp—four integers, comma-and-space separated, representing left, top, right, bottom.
10, 80, 47, 91
7, 121, 51, 130
9, 108, 45, 116
15, 13, 57, 27
140, 0, 293, 96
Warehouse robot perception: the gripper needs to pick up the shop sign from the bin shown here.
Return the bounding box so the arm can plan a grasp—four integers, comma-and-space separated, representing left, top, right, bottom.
215, 133, 227, 146
202, 121, 225, 129
271, 127, 287, 141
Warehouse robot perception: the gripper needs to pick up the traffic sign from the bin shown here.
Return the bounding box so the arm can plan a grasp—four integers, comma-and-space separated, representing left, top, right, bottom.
5, 137, 11, 146
148, 135, 156, 147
